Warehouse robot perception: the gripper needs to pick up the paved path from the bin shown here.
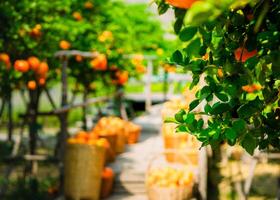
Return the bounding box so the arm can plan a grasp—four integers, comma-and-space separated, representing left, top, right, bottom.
108, 105, 163, 200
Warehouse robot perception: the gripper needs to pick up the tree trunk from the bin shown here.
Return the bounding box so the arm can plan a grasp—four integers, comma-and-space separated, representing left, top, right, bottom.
28, 89, 40, 155
82, 89, 88, 130
207, 146, 222, 200
7, 91, 13, 142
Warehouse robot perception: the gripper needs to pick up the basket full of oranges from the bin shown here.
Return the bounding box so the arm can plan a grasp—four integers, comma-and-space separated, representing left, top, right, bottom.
64, 131, 108, 200
146, 151, 196, 200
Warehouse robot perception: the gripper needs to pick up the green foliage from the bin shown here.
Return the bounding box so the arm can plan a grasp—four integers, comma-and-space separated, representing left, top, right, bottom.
157, 0, 280, 154
0, 0, 171, 91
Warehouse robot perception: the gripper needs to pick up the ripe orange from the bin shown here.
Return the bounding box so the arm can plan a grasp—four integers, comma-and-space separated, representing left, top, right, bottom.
0, 53, 11, 69
27, 80, 37, 90
202, 53, 209, 60
96, 138, 110, 148
36, 62, 49, 76
165, 0, 197, 9
14, 60, 29, 72
30, 24, 42, 38
72, 12, 82, 21
234, 48, 257, 62
84, 1, 93, 9
59, 40, 71, 50
252, 83, 262, 91
136, 65, 146, 73
102, 167, 114, 178
75, 131, 89, 141
38, 78, 46, 86
75, 55, 83, 62
27, 56, 40, 71
90, 54, 107, 71
217, 68, 224, 78
116, 71, 129, 85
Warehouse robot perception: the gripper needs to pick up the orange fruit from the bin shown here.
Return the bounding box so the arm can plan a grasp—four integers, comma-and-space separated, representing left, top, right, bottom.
0, 53, 11, 69
72, 12, 82, 21
75, 137, 87, 144
30, 24, 42, 38
252, 83, 262, 91
164, 64, 176, 73
0, 53, 10, 64
234, 48, 257, 62
75, 55, 83, 62
59, 40, 71, 50
36, 62, 49, 76
136, 65, 146, 73
27, 80, 37, 90
242, 85, 254, 93
242, 84, 262, 93
202, 53, 209, 60
75, 131, 89, 141
102, 167, 114, 178
96, 138, 110, 148
90, 54, 107, 71
217, 68, 223, 78
14, 60, 29, 72
38, 78, 46, 86
84, 1, 93, 9
116, 71, 129, 85
27, 56, 40, 71
165, 0, 197, 9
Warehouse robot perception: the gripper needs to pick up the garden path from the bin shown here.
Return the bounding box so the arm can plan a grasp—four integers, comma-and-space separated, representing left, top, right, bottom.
108, 105, 163, 200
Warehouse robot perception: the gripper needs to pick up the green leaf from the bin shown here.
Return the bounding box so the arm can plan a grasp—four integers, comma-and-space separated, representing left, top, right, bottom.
241, 134, 257, 155
171, 50, 183, 64
164, 117, 178, 124
237, 103, 259, 119
190, 75, 199, 89
175, 109, 186, 123
185, 38, 201, 57
185, 2, 221, 26
197, 118, 204, 130
184, 113, 195, 124
174, 18, 184, 34
179, 26, 197, 42
206, 94, 213, 102
204, 104, 212, 113
225, 128, 237, 140
211, 103, 231, 115
232, 119, 246, 133
215, 92, 229, 102
157, 1, 169, 15
176, 125, 187, 132
200, 86, 212, 100
189, 99, 200, 111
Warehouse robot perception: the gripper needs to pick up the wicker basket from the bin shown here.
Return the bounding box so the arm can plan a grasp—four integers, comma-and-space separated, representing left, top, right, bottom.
64, 143, 106, 200
99, 134, 117, 163
146, 151, 195, 200
115, 127, 126, 154
125, 122, 141, 144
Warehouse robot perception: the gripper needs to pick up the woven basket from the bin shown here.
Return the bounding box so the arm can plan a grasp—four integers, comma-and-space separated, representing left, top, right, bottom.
126, 128, 141, 144
147, 185, 192, 200
99, 134, 117, 163
64, 144, 106, 200
146, 151, 195, 200
115, 127, 126, 154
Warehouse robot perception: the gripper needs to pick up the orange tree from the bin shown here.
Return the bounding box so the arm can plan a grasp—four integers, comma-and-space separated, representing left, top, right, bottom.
0, 0, 171, 152
156, 0, 280, 155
